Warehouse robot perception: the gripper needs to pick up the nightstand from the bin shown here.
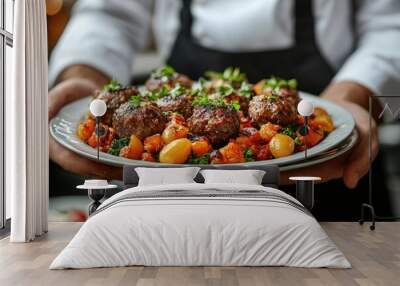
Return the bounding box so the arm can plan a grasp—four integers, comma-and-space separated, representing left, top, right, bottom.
77, 180, 118, 215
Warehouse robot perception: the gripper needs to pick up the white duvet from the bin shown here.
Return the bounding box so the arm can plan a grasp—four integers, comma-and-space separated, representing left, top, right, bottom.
50, 183, 350, 269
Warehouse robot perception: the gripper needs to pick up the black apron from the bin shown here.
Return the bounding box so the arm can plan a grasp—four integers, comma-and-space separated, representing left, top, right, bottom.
165, 0, 392, 220
167, 0, 335, 95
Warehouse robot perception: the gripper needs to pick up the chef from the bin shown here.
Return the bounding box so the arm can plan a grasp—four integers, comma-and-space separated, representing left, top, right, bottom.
48, 0, 400, 218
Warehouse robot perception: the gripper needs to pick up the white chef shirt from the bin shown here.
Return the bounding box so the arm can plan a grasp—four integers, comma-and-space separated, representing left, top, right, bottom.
49, 0, 400, 96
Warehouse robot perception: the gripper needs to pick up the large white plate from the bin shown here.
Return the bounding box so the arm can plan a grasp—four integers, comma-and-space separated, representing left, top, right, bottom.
50, 92, 355, 167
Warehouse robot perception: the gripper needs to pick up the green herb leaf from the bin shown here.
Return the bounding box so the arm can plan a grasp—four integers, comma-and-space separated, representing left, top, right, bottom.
144, 86, 170, 101
231, 101, 241, 111
103, 80, 122, 92
152, 66, 176, 79
129, 95, 142, 108
218, 85, 234, 97
294, 137, 303, 146
281, 124, 297, 139
263, 77, 297, 91
187, 153, 211, 164
238, 82, 254, 98
244, 149, 255, 162
205, 67, 246, 85
170, 84, 187, 98
108, 138, 129, 156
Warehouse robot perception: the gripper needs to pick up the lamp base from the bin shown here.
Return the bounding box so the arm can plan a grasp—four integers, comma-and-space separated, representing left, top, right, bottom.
359, 203, 376, 231
88, 189, 106, 215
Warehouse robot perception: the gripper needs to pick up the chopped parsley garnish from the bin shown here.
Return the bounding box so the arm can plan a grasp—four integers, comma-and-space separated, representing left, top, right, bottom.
103, 80, 122, 92
263, 77, 298, 91
143, 86, 170, 101
244, 149, 255, 162
263, 92, 279, 102
192, 96, 223, 108
205, 67, 247, 85
129, 95, 142, 108
188, 153, 210, 164
152, 65, 176, 79
216, 85, 234, 97
238, 82, 254, 98
231, 101, 241, 111
191, 79, 208, 97
281, 124, 297, 138
170, 84, 187, 98
294, 137, 303, 146
108, 138, 129, 156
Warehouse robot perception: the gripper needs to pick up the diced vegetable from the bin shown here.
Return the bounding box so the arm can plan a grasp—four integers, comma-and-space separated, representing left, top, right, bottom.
236, 136, 252, 148
313, 107, 329, 117
144, 134, 164, 153
191, 138, 212, 157
87, 125, 116, 152
269, 134, 295, 158
77, 118, 96, 141
312, 114, 334, 133
142, 152, 155, 162
119, 135, 144, 160
162, 124, 189, 144
259, 122, 280, 142
241, 127, 263, 145
255, 144, 272, 161
219, 141, 245, 163
159, 138, 192, 164
297, 127, 324, 147
210, 150, 224, 164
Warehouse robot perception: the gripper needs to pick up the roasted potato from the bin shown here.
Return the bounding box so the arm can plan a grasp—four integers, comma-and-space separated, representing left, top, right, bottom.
269, 134, 295, 158
162, 124, 189, 144
159, 138, 192, 164
312, 114, 334, 133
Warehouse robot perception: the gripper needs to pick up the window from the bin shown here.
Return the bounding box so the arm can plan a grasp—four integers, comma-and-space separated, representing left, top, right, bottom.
1, 0, 14, 230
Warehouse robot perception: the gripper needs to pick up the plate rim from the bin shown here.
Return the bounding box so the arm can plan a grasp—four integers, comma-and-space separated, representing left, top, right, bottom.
49, 91, 355, 167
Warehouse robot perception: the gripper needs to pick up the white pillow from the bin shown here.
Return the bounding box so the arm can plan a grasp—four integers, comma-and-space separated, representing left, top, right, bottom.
200, 169, 266, 185
135, 167, 201, 186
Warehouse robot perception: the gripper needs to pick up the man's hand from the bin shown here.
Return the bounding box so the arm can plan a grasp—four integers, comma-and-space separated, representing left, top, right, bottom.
49, 69, 122, 179
282, 81, 380, 189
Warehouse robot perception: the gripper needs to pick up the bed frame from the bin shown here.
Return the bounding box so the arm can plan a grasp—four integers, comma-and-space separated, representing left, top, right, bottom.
122, 165, 280, 189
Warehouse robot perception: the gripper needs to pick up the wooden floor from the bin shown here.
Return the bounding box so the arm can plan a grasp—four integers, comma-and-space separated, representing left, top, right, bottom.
0, 222, 399, 286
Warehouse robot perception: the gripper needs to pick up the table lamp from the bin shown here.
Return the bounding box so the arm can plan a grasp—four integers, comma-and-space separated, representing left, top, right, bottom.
297, 100, 314, 160
89, 99, 107, 160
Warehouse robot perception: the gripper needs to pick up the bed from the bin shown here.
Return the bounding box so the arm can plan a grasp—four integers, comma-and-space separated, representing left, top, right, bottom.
50, 165, 350, 269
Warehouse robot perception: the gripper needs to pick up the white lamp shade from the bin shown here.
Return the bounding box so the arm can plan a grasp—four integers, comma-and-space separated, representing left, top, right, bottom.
297, 100, 314, 117
90, 99, 107, 117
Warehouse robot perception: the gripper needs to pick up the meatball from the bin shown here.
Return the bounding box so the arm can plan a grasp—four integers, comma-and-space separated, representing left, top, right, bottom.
91, 87, 138, 126
248, 94, 298, 126
112, 102, 166, 140
156, 94, 193, 118
188, 105, 240, 147
146, 73, 192, 91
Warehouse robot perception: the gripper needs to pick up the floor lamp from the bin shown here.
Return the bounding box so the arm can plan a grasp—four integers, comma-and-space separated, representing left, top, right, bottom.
359, 95, 400, 230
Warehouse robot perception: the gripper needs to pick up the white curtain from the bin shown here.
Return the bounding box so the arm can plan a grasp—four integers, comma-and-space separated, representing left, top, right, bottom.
7, 0, 49, 242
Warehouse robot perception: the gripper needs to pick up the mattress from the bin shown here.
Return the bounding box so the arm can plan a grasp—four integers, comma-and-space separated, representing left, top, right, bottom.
50, 183, 350, 269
